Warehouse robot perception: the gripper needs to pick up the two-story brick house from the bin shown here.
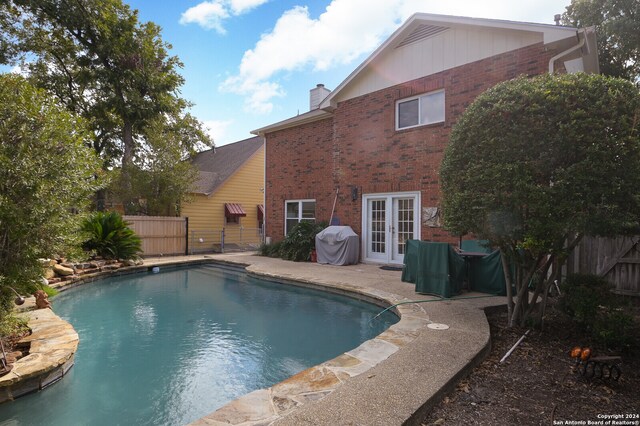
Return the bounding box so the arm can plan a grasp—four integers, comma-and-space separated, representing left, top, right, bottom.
253, 13, 598, 264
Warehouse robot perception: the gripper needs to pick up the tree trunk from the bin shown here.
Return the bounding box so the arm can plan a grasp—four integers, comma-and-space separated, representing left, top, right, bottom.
510, 254, 543, 327
122, 119, 134, 168
95, 188, 106, 211
501, 249, 514, 324
120, 119, 135, 212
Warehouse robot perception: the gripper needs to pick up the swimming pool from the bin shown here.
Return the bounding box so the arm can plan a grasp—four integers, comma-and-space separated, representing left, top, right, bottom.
0, 264, 398, 426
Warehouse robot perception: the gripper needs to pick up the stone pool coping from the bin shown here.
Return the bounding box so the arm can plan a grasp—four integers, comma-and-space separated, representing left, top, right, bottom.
3, 253, 506, 424
0, 309, 78, 403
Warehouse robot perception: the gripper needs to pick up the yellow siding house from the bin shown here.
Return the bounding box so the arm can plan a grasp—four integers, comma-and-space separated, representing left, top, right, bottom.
181, 136, 265, 252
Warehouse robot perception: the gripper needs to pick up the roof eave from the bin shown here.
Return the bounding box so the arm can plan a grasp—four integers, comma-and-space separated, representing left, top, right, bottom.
251, 109, 333, 136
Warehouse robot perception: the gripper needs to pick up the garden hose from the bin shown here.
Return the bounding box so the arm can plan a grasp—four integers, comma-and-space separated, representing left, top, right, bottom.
370, 294, 501, 323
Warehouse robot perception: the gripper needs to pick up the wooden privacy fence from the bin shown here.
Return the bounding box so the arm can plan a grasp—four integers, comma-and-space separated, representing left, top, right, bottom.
566, 235, 640, 296
123, 216, 187, 257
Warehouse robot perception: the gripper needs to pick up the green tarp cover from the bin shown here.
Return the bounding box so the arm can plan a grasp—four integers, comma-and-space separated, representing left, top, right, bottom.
468, 250, 507, 296
402, 240, 507, 297
401, 241, 466, 298
461, 239, 492, 254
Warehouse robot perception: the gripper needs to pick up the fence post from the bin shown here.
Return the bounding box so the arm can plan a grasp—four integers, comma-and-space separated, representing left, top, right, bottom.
221, 229, 225, 253
184, 217, 189, 256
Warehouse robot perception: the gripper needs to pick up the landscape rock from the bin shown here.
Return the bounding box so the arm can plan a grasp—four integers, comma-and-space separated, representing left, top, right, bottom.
38, 259, 57, 267
5, 352, 23, 364
43, 268, 55, 280
102, 265, 120, 271
34, 290, 52, 310
53, 264, 74, 276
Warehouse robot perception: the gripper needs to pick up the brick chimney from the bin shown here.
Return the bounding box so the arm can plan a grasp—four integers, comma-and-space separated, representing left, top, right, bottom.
310, 84, 331, 110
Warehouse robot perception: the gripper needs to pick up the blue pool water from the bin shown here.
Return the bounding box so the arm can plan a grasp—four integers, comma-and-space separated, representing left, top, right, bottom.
0, 265, 398, 426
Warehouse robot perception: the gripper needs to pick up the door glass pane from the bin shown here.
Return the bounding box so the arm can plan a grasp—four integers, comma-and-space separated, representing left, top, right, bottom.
370, 200, 386, 254
396, 198, 414, 255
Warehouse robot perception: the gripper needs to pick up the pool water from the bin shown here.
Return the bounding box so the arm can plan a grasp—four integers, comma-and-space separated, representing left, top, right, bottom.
0, 265, 398, 426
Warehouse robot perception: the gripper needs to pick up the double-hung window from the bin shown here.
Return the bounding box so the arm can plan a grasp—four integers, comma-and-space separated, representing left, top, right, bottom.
396, 90, 445, 130
285, 200, 316, 235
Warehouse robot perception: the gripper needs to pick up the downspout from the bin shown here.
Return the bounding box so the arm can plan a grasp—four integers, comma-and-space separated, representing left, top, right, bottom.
262, 136, 266, 244
548, 28, 587, 74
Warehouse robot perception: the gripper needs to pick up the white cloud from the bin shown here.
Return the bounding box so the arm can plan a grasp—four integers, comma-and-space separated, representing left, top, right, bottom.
180, 0, 268, 33
203, 119, 233, 144
180, 1, 229, 33
10, 64, 28, 76
229, 0, 269, 15
221, 0, 406, 114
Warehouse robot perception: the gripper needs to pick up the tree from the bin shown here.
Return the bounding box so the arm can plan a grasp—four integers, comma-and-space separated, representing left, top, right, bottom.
563, 0, 640, 81
3, 0, 211, 209
0, 74, 102, 314
441, 73, 640, 327
0, 3, 20, 64
112, 113, 202, 216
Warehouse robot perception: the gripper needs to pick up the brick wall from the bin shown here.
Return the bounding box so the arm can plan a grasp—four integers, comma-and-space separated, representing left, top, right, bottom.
265, 42, 562, 244
265, 117, 334, 238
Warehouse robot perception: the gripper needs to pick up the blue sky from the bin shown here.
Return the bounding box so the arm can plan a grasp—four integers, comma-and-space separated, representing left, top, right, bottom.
9, 0, 574, 146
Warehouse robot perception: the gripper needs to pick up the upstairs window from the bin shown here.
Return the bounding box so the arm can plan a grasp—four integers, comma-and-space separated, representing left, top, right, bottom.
285, 200, 316, 235
396, 90, 445, 130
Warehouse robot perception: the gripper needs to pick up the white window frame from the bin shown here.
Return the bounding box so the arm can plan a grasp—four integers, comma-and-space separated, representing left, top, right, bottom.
284, 199, 316, 235
395, 89, 445, 130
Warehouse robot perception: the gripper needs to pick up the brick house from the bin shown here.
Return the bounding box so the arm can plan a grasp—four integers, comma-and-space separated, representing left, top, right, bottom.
253, 13, 598, 264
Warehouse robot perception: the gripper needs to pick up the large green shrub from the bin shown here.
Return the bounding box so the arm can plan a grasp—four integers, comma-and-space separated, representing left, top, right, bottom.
258, 241, 283, 258
0, 74, 101, 315
279, 221, 326, 262
441, 73, 640, 327
560, 273, 636, 350
559, 274, 613, 327
593, 309, 635, 350
82, 212, 142, 260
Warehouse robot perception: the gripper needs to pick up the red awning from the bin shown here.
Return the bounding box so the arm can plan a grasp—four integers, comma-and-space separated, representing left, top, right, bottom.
257, 204, 264, 221
225, 203, 247, 217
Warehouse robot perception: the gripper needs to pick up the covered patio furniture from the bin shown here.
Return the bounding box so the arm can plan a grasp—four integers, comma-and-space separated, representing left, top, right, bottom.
315, 226, 359, 265
402, 240, 466, 298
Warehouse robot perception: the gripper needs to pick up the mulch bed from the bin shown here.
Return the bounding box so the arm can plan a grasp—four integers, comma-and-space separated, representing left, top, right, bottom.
420, 302, 640, 426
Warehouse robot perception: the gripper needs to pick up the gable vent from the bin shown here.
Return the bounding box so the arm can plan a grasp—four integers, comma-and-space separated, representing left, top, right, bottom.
396, 24, 448, 48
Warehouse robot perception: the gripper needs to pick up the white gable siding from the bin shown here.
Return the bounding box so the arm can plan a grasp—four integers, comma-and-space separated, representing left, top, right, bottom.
334, 27, 542, 103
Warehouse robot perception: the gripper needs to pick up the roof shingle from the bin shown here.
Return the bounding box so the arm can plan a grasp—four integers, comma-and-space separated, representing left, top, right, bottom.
190, 136, 263, 195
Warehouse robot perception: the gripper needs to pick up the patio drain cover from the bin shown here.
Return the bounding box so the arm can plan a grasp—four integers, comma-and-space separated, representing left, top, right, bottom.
427, 323, 449, 330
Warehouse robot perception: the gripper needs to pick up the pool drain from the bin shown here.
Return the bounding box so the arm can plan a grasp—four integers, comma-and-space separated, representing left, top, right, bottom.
427, 323, 449, 330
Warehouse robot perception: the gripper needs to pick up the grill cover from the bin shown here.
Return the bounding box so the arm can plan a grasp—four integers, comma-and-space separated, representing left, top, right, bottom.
315, 226, 359, 265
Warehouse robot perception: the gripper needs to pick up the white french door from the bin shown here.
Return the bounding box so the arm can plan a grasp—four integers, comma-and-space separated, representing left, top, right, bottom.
363, 192, 420, 264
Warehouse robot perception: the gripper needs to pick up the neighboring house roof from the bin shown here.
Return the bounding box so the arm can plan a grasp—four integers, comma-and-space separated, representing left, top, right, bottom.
190, 136, 263, 195
252, 12, 598, 136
